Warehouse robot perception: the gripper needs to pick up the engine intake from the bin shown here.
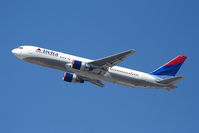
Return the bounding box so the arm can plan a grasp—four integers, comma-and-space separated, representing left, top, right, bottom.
62, 72, 84, 83
71, 60, 94, 71
72, 60, 82, 70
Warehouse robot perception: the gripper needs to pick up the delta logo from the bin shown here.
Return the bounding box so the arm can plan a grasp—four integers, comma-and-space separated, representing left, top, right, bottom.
36, 48, 42, 52
36, 48, 58, 57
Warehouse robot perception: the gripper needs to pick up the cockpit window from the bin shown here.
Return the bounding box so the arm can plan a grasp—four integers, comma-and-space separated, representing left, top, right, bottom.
18, 46, 23, 49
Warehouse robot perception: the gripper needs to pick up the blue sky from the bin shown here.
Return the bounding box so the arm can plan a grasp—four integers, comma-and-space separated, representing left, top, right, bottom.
0, 0, 198, 133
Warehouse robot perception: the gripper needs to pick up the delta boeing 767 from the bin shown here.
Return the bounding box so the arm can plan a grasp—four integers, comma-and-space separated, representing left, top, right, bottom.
12, 46, 187, 90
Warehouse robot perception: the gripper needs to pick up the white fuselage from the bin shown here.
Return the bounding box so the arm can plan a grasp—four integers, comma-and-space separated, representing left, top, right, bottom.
12, 46, 171, 89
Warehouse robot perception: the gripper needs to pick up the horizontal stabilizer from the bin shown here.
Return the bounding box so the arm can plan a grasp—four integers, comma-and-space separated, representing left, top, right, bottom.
157, 76, 184, 84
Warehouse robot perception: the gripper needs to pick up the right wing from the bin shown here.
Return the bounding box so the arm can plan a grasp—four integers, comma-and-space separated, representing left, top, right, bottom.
88, 49, 136, 75
89, 49, 136, 69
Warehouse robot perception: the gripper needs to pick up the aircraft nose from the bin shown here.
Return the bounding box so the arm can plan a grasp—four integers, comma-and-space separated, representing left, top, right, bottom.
12, 49, 18, 55
12, 48, 21, 55
12, 48, 22, 59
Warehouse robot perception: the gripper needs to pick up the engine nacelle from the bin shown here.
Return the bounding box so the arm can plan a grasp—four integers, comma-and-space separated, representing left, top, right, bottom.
66, 60, 94, 71
62, 72, 84, 83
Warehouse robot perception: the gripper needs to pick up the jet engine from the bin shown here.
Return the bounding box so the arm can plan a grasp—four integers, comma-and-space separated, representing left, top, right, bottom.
66, 60, 94, 71
62, 72, 84, 83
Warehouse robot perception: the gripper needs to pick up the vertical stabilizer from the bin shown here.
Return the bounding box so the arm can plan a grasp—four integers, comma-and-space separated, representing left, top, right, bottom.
151, 55, 187, 76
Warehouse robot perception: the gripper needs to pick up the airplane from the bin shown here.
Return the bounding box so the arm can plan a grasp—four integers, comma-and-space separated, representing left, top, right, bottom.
12, 46, 187, 90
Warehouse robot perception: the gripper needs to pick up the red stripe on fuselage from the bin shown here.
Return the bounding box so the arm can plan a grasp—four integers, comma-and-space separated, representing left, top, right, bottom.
165, 55, 187, 65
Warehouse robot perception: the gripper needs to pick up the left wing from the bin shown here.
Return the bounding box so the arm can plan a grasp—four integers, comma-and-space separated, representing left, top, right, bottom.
88, 49, 136, 71
88, 79, 105, 87
79, 76, 105, 87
